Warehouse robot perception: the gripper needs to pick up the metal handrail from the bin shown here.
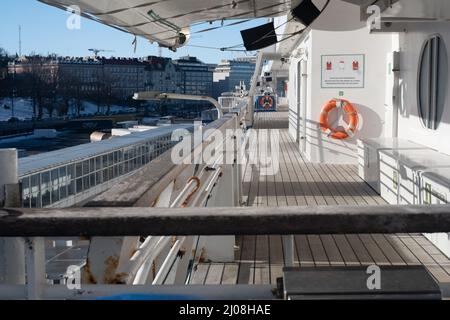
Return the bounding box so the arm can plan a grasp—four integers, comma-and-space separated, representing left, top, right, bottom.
2, 204, 450, 237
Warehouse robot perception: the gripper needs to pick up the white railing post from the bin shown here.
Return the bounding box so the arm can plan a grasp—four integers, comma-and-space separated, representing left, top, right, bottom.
25, 237, 46, 300
282, 235, 295, 267
0, 149, 25, 285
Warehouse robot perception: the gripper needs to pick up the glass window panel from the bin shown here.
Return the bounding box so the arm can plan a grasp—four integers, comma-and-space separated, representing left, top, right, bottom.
51, 169, 59, 187
96, 156, 103, 171
52, 185, 59, 203
96, 172, 103, 185
41, 172, 50, 191
22, 196, 30, 209
42, 189, 51, 207
21, 177, 30, 197
83, 160, 90, 175
76, 178, 83, 193
60, 184, 68, 199
90, 173, 96, 187
31, 193, 40, 208
83, 176, 90, 190
103, 169, 109, 182
90, 158, 96, 172
59, 167, 67, 183
76, 163, 83, 178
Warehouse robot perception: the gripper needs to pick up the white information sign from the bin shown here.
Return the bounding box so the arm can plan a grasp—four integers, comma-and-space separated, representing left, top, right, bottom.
321, 54, 365, 88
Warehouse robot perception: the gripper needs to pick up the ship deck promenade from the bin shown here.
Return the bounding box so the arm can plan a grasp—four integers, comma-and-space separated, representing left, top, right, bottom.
190, 112, 450, 286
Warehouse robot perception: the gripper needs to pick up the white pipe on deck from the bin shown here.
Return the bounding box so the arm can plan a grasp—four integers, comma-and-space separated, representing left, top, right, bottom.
152, 237, 186, 285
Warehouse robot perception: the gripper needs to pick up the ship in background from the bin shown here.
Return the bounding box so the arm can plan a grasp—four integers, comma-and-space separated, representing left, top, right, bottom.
2, 0, 450, 300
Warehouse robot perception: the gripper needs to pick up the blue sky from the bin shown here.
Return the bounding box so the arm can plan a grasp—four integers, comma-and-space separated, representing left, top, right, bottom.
0, 0, 266, 63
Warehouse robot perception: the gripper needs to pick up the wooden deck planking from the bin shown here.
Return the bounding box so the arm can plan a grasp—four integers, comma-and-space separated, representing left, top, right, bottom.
385, 234, 421, 266
190, 263, 210, 285
278, 131, 309, 206
281, 132, 320, 206
358, 234, 391, 266
320, 235, 345, 266
191, 113, 450, 285
237, 235, 255, 284
397, 234, 450, 283
344, 234, 375, 265
221, 264, 239, 285
205, 264, 224, 285
295, 235, 315, 267
370, 234, 406, 266
332, 235, 361, 266
307, 235, 330, 267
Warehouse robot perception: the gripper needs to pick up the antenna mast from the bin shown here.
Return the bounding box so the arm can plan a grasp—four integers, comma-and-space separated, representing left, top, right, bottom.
19, 25, 22, 57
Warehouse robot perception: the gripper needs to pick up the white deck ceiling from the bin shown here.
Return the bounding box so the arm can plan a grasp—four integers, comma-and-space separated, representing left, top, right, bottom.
39, 0, 300, 50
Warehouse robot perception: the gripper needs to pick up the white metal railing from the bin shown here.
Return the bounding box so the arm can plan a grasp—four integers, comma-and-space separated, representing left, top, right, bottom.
0, 100, 250, 300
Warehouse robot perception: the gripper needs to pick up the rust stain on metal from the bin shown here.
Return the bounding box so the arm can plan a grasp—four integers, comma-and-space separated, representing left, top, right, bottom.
110, 272, 128, 284
152, 261, 157, 279
103, 255, 128, 284
198, 247, 207, 263
181, 176, 201, 208
82, 260, 98, 284
151, 195, 160, 207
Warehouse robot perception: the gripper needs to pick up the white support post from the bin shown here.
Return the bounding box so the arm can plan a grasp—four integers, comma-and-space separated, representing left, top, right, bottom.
282, 235, 295, 267
0, 149, 25, 286
200, 132, 237, 263
25, 237, 46, 300
233, 117, 243, 207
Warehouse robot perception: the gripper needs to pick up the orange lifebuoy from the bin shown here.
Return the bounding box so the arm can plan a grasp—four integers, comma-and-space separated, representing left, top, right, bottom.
319, 98, 359, 140
259, 95, 274, 109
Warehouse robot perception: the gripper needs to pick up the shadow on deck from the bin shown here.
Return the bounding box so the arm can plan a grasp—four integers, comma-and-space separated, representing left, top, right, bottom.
191, 112, 450, 286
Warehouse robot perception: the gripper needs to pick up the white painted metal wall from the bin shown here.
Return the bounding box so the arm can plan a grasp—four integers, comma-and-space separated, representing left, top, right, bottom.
397, 23, 450, 156
288, 1, 395, 164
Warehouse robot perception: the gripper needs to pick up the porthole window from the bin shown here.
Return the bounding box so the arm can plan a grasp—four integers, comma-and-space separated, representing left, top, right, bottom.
418, 35, 448, 130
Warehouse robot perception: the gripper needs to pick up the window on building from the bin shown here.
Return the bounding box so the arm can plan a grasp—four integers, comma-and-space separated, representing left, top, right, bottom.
418, 34, 448, 130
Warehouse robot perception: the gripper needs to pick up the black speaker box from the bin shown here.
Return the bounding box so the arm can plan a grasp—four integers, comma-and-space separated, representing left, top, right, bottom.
241, 22, 278, 51
292, 0, 321, 26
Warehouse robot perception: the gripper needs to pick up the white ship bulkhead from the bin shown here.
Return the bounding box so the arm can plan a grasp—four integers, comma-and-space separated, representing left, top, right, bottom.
283, 0, 450, 260
287, 1, 396, 164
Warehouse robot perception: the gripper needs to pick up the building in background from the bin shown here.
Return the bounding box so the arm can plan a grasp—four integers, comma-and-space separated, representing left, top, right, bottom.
213, 56, 256, 99
9, 56, 149, 100
6, 54, 220, 118
173, 56, 214, 118
144, 56, 180, 94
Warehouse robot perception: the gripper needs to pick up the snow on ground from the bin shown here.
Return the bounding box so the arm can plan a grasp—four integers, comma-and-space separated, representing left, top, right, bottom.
69, 101, 136, 116
0, 97, 136, 121
0, 97, 36, 121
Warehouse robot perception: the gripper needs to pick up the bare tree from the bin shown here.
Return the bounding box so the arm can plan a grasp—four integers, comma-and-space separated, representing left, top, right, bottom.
93, 68, 118, 115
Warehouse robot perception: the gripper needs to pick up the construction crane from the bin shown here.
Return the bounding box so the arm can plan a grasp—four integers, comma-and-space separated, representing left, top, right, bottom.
88, 48, 114, 58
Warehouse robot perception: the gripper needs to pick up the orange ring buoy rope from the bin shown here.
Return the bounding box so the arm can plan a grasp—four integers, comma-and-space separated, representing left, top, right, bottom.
319, 98, 359, 140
